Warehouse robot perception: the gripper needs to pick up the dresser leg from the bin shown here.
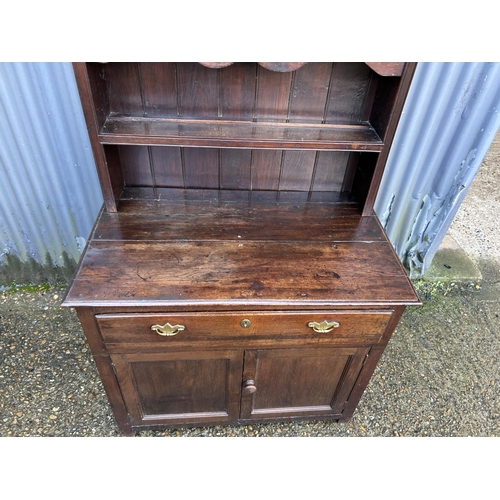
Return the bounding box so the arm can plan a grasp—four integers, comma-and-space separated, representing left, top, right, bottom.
75, 308, 134, 436
92, 355, 134, 436
339, 345, 386, 422
117, 424, 135, 437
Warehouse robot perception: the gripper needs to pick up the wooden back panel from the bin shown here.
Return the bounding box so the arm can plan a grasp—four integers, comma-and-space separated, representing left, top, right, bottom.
114, 145, 355, 192
102, 62, 376, 123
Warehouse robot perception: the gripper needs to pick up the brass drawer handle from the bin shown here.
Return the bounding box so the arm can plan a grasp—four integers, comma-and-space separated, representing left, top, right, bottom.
307, 320, 340, 333
151, 322, 185, 337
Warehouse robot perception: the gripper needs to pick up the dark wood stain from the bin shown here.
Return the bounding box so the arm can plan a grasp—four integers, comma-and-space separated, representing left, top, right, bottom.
149, 147, 183, 188
255, 66, 293, 122
220, 149, 252, 189
220, 63, 256, 120
105, 63, 143, 116
288, 63, 332, 123
177, 63, 218, 119
279, 151, 317, 191
64, 62, 420, 434
65, 234, 419, 308
139, 62, 178, 117
325, 62, 375, 124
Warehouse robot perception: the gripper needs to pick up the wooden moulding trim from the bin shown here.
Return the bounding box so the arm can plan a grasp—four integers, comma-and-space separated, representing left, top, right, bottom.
62, 298, 423, 309
199, 62, 404, 75
99, 117, 383, 151
364, 62, 405, 77
103, 62, 403, 76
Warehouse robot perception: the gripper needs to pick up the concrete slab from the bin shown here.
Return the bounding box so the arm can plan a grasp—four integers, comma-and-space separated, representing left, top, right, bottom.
424, 234, 482, 281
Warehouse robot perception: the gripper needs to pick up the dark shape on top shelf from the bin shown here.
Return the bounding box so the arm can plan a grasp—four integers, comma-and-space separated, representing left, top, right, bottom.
258, 62, 307, 72
198, 62, 234, 69
365, 62, 405, 77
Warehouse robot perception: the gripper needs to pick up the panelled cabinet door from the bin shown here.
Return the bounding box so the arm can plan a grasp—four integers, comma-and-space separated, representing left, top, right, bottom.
240, 347, 369, 421
111, 350, 243, 428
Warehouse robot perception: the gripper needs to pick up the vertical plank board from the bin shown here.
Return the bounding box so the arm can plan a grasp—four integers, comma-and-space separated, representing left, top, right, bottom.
220, 150, 252, 189
324, 62, 373, 124
183, 147, 219, 188
105, 63, 143, 116
369, 74, 400, 141
255, 67, 293, 122
177, 63, 219, 118
73, 63, 117, 212
279, 151, 317, 191
362, 63, 416, 216
341, 152, 360, 193
330, 348, 370, 414
220, 63, 257, 120
118, 145, 153, 186
288, 63, 332, 123
251, 150, 282, 190
139, 63, 177, 117
311, 151, 350, 192
102, 145, 125, 201
149, 147, 184, 187
86, 63, 109, 129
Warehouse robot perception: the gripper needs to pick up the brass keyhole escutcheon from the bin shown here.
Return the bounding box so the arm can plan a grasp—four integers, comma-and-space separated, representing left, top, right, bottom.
240, 319, 251, 328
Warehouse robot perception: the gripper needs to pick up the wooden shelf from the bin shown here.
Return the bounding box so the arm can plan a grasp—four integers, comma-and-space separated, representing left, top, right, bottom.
99, 116, 383, 151
119, 187, 358, 204
63, 197, 420, 309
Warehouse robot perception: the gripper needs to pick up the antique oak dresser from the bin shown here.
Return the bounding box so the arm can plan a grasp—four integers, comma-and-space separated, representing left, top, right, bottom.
62, 62, 421, 435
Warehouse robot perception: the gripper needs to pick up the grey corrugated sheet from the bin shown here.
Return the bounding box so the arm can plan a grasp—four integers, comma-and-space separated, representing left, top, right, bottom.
1, 62, 499, 283
375, 62, 500, 277
0, 63, 102, 284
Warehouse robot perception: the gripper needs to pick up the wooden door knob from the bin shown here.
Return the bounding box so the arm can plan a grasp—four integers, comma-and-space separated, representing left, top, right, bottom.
242, 379, 257, 395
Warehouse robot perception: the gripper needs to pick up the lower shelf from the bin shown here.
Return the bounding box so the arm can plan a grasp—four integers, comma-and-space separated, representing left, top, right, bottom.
63, 197, 419, 309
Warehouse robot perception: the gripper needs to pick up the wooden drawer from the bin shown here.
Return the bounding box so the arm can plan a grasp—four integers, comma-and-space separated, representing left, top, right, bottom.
96, 311, 392, 351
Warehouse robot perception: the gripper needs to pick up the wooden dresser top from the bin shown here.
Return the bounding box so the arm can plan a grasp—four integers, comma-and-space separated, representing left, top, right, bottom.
63, 192, 420, 310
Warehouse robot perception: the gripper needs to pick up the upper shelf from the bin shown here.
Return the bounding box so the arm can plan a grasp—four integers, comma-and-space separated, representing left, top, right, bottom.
82, 62, 404, 152
99, 115, 383, 151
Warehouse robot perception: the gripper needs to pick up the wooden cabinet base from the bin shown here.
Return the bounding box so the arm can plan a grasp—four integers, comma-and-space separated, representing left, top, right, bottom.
72, 296, 411, 434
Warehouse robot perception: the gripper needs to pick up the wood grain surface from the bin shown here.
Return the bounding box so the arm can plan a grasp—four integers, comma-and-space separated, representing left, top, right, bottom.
64, 199, 419, 308
100, 117, 383, 150
96, 310, 392, 351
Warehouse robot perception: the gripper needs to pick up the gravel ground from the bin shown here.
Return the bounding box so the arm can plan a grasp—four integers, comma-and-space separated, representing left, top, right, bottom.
1, 280, 498, 437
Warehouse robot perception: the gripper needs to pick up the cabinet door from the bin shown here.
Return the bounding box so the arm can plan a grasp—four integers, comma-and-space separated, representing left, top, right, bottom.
111, 350, 243, 428
240, 347, 369, 421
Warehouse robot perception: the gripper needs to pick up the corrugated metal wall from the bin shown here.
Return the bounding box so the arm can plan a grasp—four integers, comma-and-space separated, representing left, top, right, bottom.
375, 62, 500, 277
0, 63, 102, 284
1, 62, 499, 284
